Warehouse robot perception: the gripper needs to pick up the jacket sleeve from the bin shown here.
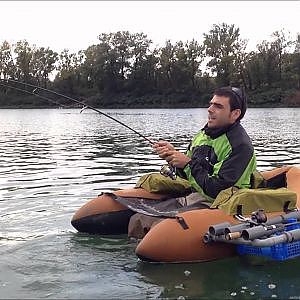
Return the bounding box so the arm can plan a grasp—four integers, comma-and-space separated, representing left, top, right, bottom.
185, 143, 254, 198
176, 142, 192, 179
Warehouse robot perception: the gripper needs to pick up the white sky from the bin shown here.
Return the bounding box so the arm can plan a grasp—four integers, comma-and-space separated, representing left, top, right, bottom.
0, 1, 299, 53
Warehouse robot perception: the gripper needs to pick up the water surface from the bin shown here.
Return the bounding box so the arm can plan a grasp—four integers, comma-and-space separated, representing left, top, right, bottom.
0, 108, 299, 299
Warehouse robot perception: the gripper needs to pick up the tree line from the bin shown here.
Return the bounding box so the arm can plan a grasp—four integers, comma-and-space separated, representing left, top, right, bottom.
0, 23, 299, 108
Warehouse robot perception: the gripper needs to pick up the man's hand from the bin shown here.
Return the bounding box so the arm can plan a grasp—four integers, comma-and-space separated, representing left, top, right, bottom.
153, 140, 191, 168
152, 140, 175, 159
164, 150, 191, 168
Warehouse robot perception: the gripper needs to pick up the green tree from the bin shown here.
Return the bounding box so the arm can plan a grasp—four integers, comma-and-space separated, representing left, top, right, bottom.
292, 34, 300, 88
14, 40, 33, 82
174, 39, 204, 89
249, 30, 295, 89
55, 49, 85, 95
283, 33, 300, 90
271, 30, 294, 82
203, 23, 246, 86
83, 31, 153, 95
244, 51, 262, 89
98, 32, 130, 81
156, 40, 176, 92
127, 33, 155, 94
127, 49, 159, 95
0, 41, 15, 79
253, 40, 278, 87
80, 44, 104, 91
82, 36, 120, 94
30, 47, 58, 87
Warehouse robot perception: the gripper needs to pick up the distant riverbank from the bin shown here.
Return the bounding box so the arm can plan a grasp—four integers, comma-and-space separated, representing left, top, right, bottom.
0, 88, 299, 109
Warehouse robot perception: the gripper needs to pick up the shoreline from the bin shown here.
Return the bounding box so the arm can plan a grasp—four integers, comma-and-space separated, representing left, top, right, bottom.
0, 104, 299, 109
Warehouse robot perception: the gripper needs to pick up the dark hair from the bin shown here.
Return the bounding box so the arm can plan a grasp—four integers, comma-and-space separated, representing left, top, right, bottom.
213, 86, 247, 122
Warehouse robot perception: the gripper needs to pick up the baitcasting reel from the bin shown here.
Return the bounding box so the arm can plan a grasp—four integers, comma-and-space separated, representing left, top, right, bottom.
160, 164, 177, 180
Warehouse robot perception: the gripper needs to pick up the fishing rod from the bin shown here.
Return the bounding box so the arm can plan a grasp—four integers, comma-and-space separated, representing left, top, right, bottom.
0, 78, 154, 145
0, 81, 71, 108
0, 79, 178, 179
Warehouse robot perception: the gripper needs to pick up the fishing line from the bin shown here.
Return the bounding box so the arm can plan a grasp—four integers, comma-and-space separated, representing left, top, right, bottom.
0, 78, 154, 144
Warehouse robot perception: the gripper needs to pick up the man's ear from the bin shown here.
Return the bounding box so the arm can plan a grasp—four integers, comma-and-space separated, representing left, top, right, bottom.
231, 109, 241, 122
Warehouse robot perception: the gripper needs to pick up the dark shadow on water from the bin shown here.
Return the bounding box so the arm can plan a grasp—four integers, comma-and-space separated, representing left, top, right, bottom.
137, 255, 300, 299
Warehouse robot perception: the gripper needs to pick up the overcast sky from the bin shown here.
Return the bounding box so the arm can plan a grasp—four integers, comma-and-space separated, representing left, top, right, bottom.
0, 1, 299, 53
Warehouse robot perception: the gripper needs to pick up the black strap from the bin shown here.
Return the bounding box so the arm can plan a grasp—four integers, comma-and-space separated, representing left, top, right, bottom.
176, 216, 189, 230
283, 201, 291, 213
236, 205, 243, 216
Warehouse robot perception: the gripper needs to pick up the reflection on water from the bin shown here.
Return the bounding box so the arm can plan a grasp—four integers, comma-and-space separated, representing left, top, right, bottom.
0, 108, 299, 299
139, 256, 300, 299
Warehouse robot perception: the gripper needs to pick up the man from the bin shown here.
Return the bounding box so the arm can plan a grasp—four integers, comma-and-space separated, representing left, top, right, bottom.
153, 86, 257, 203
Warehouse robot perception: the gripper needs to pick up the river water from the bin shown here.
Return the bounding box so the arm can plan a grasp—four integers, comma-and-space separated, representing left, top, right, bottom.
0, 108, 299, 299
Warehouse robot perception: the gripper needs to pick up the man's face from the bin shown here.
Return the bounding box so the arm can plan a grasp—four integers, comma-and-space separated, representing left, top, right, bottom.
207, 95, 241, 128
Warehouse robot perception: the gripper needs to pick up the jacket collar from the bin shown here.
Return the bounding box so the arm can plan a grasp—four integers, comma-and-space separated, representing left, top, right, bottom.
202, 122, 239, 139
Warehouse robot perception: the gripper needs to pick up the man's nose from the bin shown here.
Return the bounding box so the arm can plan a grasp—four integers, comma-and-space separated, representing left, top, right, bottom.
208, 104, 214, 113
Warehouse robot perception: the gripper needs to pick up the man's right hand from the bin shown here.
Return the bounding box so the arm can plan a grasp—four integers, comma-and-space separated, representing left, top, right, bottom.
152, 140, 175, 159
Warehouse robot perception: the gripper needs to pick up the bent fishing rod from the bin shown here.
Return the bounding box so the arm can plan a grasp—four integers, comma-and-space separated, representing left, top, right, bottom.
0, 81, 71, 108
0, 78, 154, 144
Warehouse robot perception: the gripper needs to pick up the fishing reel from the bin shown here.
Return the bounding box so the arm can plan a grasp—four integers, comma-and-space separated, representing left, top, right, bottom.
234, 209, 268, 226
251, 209, 267, 224
160, 164, 177, 180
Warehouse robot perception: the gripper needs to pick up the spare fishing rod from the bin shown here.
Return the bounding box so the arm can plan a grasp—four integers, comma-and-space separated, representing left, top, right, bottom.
0, 78, 154, 145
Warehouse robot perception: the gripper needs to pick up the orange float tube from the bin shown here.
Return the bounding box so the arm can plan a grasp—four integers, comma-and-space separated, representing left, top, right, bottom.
135, 166, 300, 263
71, 166, 300, 262
71, 188, 166, 234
